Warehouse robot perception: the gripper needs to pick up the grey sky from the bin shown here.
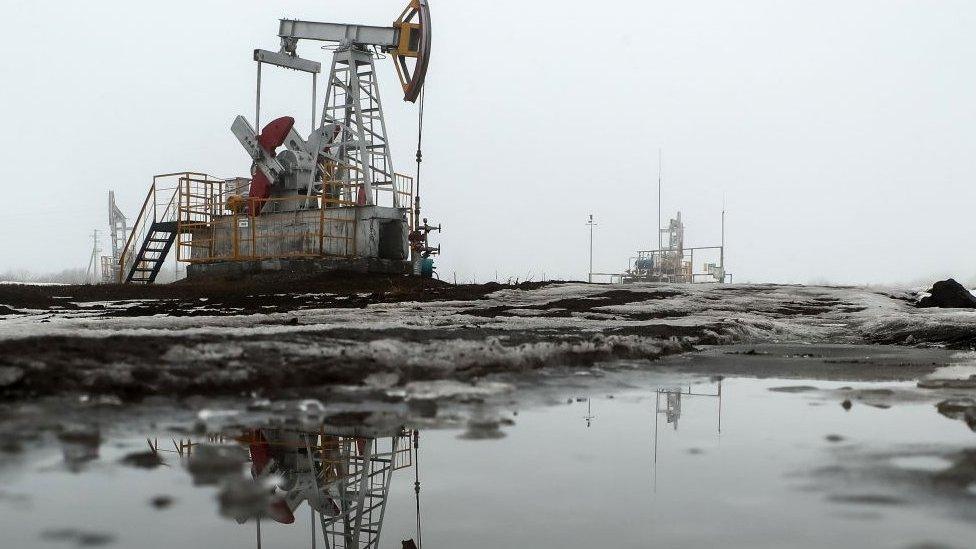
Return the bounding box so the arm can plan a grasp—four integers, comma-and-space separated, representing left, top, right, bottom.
2, 1, 974, 284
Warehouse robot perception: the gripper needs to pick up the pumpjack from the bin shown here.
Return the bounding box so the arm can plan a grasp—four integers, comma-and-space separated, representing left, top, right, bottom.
120, 1, 440, 283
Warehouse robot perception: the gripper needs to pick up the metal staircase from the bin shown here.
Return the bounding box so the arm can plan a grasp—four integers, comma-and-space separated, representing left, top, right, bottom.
119, 173, 207, 285
125, 221, 178, 284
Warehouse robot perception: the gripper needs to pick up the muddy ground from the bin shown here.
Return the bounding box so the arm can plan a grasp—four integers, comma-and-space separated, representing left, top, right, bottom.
2, 277, 976, 402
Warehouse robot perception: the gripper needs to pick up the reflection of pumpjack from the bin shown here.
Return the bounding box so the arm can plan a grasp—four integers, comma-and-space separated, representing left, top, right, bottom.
150, 427, 423, 549
237, 426, 421, 549
653, 379, 723, 465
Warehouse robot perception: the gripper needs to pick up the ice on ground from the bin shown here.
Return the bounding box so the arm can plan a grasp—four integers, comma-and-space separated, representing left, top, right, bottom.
6, 283, 976, 400
0, 284, 959, 342
4, 283, 976, 349
392, 380, 514, 400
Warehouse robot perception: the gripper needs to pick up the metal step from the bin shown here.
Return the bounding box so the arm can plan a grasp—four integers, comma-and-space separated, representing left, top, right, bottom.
124, 220, 179, 284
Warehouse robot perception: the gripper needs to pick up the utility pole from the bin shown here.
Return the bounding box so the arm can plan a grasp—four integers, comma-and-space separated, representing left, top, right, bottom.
586, 214, 596, 283
86, 229, 101, 284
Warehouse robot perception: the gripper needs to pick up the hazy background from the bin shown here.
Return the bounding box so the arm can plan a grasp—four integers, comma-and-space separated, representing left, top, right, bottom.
1, 0, 974, 285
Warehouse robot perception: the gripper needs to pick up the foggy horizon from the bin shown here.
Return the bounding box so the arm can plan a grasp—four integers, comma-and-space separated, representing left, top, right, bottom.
2, 0, 974, 285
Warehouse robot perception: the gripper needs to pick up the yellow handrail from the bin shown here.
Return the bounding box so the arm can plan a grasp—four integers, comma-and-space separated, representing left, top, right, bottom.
122, 167, 415, 280
117, 184, 155, 283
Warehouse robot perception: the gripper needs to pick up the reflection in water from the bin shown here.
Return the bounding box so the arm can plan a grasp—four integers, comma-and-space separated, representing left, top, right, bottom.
147, 426, 422, 549
57, 424, 102, 472
8, 377, 972, 548
651, 380, 724, 493
583, 398, 595, 428
653, 380, 723, 465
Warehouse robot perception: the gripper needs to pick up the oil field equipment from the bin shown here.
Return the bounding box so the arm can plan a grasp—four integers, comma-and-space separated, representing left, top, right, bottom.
592, 153, 731, 284
99, 191, 128, 283
146, 425, 424, 548
119, 0, 439, 284
596, 209, 729, 284
621, 210, 729, 284
238, 426, 418, 549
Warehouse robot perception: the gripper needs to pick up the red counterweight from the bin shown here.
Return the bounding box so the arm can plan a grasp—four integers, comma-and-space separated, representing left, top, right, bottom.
248, 116, 295, 215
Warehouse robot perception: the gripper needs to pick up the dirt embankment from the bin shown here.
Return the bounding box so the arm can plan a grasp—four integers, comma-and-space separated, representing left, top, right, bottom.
2, 279, 974, 403
3, 277, 713, 401
0, 273, 553, 314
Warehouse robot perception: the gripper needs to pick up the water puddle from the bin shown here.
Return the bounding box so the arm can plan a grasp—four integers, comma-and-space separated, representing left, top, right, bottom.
1, 376, 975, 548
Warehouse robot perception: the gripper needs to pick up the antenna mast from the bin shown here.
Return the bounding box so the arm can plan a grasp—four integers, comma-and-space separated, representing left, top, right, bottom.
586, 214, 597, 283
720, 197, 726, 277
657, 149, 662, 251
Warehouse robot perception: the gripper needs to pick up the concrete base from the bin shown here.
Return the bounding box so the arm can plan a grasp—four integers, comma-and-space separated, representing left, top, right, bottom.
187, 206, 410, 263
186, 256, 412, 280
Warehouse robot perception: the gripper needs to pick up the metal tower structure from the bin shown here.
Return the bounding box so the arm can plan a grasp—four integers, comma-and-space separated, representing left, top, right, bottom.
237, 0, 430, 213
108, 191, 128, 264
320, 46, 398, 208
233, 426, 415, 549
145, 425, 422, 549
318, 434, 406, 549
101, 191, 128, 283
659, 212, 686, 279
